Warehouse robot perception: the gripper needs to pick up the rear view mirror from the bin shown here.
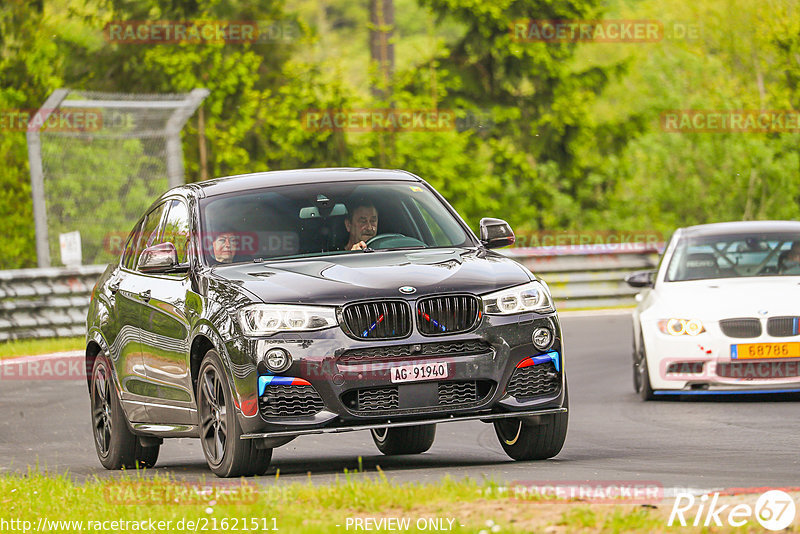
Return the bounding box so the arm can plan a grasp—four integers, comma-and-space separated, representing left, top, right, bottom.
479, 218, 516, 249
625, 270, 655, 288
299, 203, 347, 219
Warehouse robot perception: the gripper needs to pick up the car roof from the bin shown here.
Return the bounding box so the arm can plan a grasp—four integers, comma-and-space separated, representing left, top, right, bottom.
185, 168, 422, 198
679, 220, 800, 238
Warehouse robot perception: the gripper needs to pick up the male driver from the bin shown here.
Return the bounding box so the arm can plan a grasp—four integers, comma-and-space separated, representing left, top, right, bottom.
344, 202, 378, 251
779, 241, 800, 273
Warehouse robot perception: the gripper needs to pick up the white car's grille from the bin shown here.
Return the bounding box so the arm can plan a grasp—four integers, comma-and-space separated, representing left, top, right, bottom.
719, 318, 761, 338
766, 316, 800, 337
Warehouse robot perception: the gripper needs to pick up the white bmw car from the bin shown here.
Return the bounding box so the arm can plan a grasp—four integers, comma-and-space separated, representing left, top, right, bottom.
627, 221, 800, 399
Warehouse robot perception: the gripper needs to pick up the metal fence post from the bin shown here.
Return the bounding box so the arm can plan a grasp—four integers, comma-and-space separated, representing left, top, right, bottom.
27, 89, 69, 268
166, 88, 210, 187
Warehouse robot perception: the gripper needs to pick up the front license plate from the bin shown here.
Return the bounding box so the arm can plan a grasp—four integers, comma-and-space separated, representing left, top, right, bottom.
390, 362, 449, 383
732, 342, 800, 360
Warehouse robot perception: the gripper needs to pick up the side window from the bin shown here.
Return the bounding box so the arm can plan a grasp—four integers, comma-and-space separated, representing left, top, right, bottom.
121, 219, 143, 269
132, 202, 168, 270
162, 200, 191, 264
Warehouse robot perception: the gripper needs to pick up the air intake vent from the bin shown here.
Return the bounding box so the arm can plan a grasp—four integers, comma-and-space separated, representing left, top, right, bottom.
342, 301, 411, 340
338, 340, 493, 364
357, 387, 399, 411
416, 295, 480, 336
341, 381, 493, 415
506, 362, 561, 399
719, 318, 762, 338
767, 316, 799, 337
259, 385, 324, 418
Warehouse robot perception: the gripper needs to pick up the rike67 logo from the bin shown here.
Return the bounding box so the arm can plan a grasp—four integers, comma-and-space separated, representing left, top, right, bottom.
669, 490, 796, 530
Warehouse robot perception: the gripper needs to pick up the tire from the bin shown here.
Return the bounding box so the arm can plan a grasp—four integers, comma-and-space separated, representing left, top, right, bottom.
90, 355, 160, 469
494, 387, 568, 461
633, 332, 655, 401
370, 424, 436, 455
197, 350, 272, 477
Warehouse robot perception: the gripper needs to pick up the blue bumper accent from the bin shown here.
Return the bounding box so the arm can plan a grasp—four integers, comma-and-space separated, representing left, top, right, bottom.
524, 350, 560, 372
654, 388, 800, 396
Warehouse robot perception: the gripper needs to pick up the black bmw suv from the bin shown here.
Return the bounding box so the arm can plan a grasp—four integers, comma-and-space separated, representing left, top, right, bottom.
86, 168, 568, 477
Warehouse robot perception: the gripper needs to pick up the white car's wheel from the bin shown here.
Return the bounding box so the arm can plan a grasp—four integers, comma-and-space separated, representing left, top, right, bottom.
633, 332, 655, 401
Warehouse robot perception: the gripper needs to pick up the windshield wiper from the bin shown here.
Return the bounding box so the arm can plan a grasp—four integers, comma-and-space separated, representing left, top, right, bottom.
374, 246, 426, 252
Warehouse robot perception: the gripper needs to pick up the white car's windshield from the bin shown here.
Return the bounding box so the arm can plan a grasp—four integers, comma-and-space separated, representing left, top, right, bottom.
198, 180, 473, 264
666, 232, 800, 281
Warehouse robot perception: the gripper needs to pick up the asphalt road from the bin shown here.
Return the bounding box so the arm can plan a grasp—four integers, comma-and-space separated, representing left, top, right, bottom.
2, 312, 799, 489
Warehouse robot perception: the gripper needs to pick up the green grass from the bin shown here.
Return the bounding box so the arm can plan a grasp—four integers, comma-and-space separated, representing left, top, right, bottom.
0, 471, 671, 533
0, 336, 83, 359
559, 507, 600, 529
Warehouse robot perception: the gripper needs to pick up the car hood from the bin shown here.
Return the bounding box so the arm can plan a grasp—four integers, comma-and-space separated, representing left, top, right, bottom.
211, 248, 531, 306
651, 277, 800, 319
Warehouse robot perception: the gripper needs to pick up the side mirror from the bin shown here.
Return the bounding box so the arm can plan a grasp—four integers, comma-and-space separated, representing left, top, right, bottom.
479, 218, 516, 249
138, 242, 185, 273
625, 270, 655, 288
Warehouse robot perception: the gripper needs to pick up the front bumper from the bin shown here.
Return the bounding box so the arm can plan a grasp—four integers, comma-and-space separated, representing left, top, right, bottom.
644, 327, 800, 391
225, 312, 567, 436
240, 407, 568, 440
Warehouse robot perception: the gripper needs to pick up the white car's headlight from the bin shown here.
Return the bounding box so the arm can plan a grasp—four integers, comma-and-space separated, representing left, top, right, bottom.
483, 281, 554, 315
238, 304, 338, 335
658, 318, 705, 336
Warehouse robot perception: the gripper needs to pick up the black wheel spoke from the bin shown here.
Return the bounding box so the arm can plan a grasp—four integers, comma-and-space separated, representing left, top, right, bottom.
96, 371, 106, 398
201, 414, 214, 437
218, 416, 227, 436
202, 373, 216, 406
214, 423, 224, 462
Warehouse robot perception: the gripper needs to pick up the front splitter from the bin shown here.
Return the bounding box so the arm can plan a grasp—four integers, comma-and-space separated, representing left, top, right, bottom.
240, 407, 568, 440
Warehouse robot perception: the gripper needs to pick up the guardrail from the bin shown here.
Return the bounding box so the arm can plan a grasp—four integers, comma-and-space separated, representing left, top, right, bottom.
0, 245, 660, 341
0, 265, 106, 342
503, 243, 661, 310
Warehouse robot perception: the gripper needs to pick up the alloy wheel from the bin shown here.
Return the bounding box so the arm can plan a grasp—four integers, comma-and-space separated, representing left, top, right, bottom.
92, 365, 112, 456
199, 367, 227, 465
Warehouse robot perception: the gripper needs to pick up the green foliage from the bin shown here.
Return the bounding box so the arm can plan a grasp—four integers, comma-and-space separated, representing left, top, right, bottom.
2, 0, 799, 268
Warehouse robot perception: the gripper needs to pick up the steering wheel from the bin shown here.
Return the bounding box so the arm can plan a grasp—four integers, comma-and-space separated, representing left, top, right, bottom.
365, 233, 425, 250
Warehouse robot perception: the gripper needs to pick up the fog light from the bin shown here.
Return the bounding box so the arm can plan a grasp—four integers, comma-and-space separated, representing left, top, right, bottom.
264, 348, 292, 373
532, 327, 553, 350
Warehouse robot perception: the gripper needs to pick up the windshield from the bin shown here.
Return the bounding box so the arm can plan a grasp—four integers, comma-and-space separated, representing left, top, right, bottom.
666, 232, 800, 281
198, 180, 474, 265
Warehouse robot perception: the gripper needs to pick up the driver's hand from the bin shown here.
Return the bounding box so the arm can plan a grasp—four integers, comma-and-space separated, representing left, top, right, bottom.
351, 241, 367, 251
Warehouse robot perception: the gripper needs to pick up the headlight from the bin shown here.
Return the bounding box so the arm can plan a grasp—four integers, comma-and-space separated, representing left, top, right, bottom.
658, 318, 705, 336
483, 281, 554, 315
238, 304, 338, 335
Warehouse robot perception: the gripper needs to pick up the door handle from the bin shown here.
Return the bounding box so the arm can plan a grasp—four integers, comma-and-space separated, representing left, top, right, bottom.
139, 289, 151, 301
109, 281, 120, 293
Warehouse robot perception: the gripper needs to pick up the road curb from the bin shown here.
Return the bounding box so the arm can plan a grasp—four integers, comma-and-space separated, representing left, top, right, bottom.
558, 308, 633, 318
0, 350, 83, 365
